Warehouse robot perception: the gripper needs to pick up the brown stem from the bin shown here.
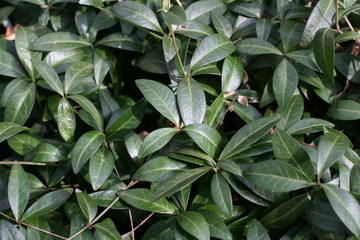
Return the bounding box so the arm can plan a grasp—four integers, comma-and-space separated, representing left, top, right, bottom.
121, 212, 155, 239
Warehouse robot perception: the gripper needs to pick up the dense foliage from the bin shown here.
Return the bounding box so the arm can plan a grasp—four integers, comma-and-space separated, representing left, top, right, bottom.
0, 0, 360, 239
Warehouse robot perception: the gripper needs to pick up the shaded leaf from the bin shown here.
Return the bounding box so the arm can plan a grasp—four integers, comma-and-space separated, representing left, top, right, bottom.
139, 128, 178, 158
64, 61, 93, 95
76, 190, 98, 223
222, 55, 243, 93
313, 28, 334, 82
0, 122, 29, 143
8, 165, 29, 221
96, 32, 144, 53
32, 59, 64, 96
1, 78, 29, 107
94, 218, 122, 240
0, 220, 25, 240
237, 38, 282, 56
247, 219, 270, 240
0, 50, 26, 78
211, 173, 233, 218
286, 118, 334, 135
176, 211, 210, 240
327, 100, 360, 120
90, 144, 115, 191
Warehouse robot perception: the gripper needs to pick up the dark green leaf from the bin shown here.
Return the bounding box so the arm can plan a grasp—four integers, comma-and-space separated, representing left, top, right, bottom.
118, 188, 175, 214
276, 94, 304, 131
96, 32, 144, 53
151, 167, 211, 202
211, 173, 233, 218
21, 188, 73, 222
0, 220, 25, 240
211, 13, 233, 38
322, 184, 360, 238
139, 128, 178, 158
232, 102, 262, 123
244, 160, 314, 192
70, 215, 95, 240
176, 21, 214, 40
0, 122, 29, 143
186, 0, 226, 24
220, 116, 280, 160
1, 78, 29, 107
141, 220, 175, 240
164, 5, 187, 25
247, 219, 270, 240
217, 160, 242, 177
351, 166, 360, 193
136, 79, 179, 126
79, 0, 103, 7
24, 143, 67, 162
7, 134, 40, 156
286, 50, 319, 71
64, 62, 93, 95
76, 190, 97, 223
94, 218, 122, 240
176, 211, 210, 240
0, 50, 26, 78
197, 209, 232, 240
8, 165, 29, 221
222, 55, 243, 93
32, 59, 64, 96
286, 118, 334, 135
71, 130, 105, 174
177, 77, 206, 126
57, 98, 76, 142
237, 38, 282, 56
27, 217, 52, 240
90, 144, 115, 191
162, 35, 180, 62
313, 28, 334, 82
327, 100, 360, 120
256, 18, 272, 41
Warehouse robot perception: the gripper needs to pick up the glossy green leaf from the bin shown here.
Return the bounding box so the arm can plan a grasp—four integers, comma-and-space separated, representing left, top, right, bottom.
90, 144, 115, 191
93, 49, 112, 86
1, 78, 29, 107
261, 193, 312, 228
247, 219, 270, 240
211, 173, 233, 218
286, 50, 319, 71
186, 0, 226, 24
7, 134, 40, 156
0, 50, 26, 78
220, 116, 280, 160
118, 188, 175, 214
4, 82, 36, 125
256, 18, 272, 41
64, 61, 93, 95
139, 128, 178, 158
8, 165, 29, 221
204, 94, 226, 127
184, 123, 222, 159
136, 79, 179, 126
177, 77, 206, 125
24, 143, 67, 162
197, 209, 232, 240
0, 220, 25, 240
94, 218, 122, 240
327, 100, 360, 120
141, 219, 175, 240
70, 215, 95, 240
57, 98, 75, 142
27, 217, 52, 240
0, 122, 29, 143
162, 35, 180, 62
217, 160, 242, 177
335, 31, 360, 43
133, 156, 186, 182
96, 32, 144, 53
322, 184, 360, 238
21, 188, 73, 222
273, 58, 298, 108
151, 167, 211, 202
286, 118, 334, 135
276, 94, 304, 131
32, 59, 64, 96
176, 211, 210, 240
244, 160, 314, 192
79, 0, 103, 7
105, 99, 147, 140
211, 13, 233, 38
164, 5, 186, 25
300, 0, 335, 47
15, 27, 40, 80
68, 94, 103, 131
317, 129, 348, 178
176, 21, 214, 40
273, 128, 314, 180
237, 38, 283, 56
190, 34, 235, 70
232, 102, 262, 123
222, 55, 243, 93
351, 166, 360, 193
71, 130, 105, 174
29, 32, 92, 51
111, 1, 163, 33
314, 28, 334, 82
76, 190, 97, 223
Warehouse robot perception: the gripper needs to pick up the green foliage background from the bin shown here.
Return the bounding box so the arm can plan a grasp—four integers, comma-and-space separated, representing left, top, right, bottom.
0, 0, 360, 239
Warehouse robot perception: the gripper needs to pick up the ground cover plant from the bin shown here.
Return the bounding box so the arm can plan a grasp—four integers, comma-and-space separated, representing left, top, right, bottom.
0, 0, 360, 239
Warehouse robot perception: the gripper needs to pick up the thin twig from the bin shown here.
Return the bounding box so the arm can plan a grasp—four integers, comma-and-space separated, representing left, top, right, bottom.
128, 209, 135, 240
0, 161, 58, 166
121, 180, 139, 190
0, 212, 67, 240
169, 24, 187, 77
344, 16, 355, 31
335, 0, 342, 32
121, 212, 155, 239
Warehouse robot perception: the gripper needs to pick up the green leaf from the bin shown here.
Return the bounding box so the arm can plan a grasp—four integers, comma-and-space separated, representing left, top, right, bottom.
176, 21, 214, 40
222, 55, 243, 93
236, 38, 283, 56
247, 219, 270, 240
273, 58, 298, 108
24, 143, 67, 162
70, 215, 95, 240
118, 188, 175, 214
177, 77, 206, 125
64, 61, 93, 95
93, 49, 112, 86
327, 100, 360, 120
151, 167, 211, 202
8, 165, 30, 222
217, 160, 242, 176
96, 32, 144, 53
184, 123, 222, 159
211, 173, 233, 218
32, 59, 64, 97
136, 79, 179, 126
351, 166, 360, 193
197, 209, 232, 240
0, 50, 27, 78
286, 118, 335, 135
204, 94, 226, 127
190, 34, 235, 70
4, 82, 36, 125
68, 94, 103, 131
335, 31, 360, 44
317, 129, 348, 178
105, 99, 147, 140
164, 5, 187, 25
176, 211, 210, 240
186, 0, 226, 24
1, 78, 29, 107
76, 190, 98, 223
79, 0, 103, 7
256, 18, 272, 41
71, 130, 105, 174
286, 50, 319, 71
7, 134, 40, 156
244, 160, 314, 192
231, 1, 263, 18
57, 98, 76, 142
27, 217, 52, 240
133, 156, 187, 182
111, 1, 163, 33
300, 0, 335, 47
139, 128, 178, 158
0, 122, 29, 143
273, 128, 314, 180
211, 13, 233, 38
29, 32, 92, 51
322, 184, 360, 238
232, 102, 263, 123
261, 193, 312, 228
313, 28, 334, 82
162, 35, 180, 62
220, 116, 280, 160
90, 144, 115, 191
142, 220, 175, 240
0, 220, 25, 240
94, 218, 122, 240
276, 94, 304, 131
15, 27, 41, 80
21, 188, 73, 222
